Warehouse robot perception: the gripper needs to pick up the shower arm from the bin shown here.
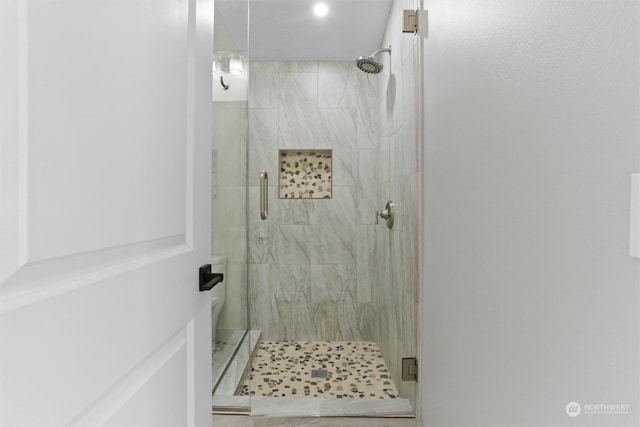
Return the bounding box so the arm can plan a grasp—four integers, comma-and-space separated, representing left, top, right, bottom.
370, 46, 391, 57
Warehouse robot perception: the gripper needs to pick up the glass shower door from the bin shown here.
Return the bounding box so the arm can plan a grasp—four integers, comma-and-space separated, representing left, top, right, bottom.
211, 0, 251, 413
243, 0, 424, 417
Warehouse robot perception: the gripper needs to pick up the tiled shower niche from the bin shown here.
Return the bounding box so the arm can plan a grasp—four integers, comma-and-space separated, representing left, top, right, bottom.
279, 149, 332, 199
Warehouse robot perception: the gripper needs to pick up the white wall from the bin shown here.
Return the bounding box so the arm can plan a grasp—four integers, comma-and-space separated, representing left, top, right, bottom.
421, 1, 639, 425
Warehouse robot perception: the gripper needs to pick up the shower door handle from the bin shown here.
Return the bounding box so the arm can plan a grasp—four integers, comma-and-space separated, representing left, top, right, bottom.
259, 170, 268, 220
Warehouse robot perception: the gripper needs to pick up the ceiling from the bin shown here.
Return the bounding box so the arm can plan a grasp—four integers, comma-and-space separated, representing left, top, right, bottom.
215, 0, 393, 61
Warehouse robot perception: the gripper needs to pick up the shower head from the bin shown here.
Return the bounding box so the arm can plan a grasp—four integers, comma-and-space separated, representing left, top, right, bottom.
356, 56, 383, 74
356, 46, 391, 74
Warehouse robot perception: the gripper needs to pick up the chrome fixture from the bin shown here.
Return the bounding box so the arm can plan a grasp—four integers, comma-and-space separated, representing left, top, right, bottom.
402, 357, 418, 381
403, 10, 420, 33
259, 171, 268, 220
356, 45, 391, 74
376, 200, 394, 228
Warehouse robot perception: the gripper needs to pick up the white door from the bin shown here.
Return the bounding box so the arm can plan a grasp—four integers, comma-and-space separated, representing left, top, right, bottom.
0, 0, 214, 425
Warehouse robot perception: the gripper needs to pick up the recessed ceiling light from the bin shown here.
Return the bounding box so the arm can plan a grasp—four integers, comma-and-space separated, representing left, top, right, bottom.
313, 3, 328, 17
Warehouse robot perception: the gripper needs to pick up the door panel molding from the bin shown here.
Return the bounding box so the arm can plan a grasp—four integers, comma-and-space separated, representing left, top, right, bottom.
68, 325, 189, 426
16, 0, 28, 267
0, 234, 190, 313
15, 0, 190, 263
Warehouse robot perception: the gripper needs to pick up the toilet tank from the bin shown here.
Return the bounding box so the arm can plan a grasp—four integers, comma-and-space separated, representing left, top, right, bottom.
210, 255, 227, 303
210, 255, 227, 276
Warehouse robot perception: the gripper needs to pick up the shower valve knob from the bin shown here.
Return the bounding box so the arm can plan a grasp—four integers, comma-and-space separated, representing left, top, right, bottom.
376, 201, 395, 229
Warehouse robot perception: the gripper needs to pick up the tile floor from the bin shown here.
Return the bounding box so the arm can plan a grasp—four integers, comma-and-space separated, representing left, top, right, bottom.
238, 341, 400, 399
213, 415, 420, 427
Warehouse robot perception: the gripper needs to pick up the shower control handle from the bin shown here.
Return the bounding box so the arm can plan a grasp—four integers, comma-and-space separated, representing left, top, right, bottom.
376, 201, 395, 229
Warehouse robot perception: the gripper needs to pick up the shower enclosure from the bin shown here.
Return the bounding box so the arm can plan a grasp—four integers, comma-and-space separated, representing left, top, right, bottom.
210, 0, 252, 411
211, 0, 423, 417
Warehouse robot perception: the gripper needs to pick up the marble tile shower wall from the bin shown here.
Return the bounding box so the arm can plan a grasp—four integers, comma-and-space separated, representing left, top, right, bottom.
212, 101, 248, 331
248, 61, 381, 342
372, 0, 421, 402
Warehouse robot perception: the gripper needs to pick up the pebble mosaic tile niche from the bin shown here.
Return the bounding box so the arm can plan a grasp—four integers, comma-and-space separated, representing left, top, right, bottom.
279, 149, 332, 199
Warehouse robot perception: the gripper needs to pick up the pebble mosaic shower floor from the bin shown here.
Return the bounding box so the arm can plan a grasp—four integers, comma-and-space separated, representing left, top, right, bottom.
237, 341, 400, 399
